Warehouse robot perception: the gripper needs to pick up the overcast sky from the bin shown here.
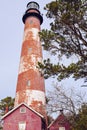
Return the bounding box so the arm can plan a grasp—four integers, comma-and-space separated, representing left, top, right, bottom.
0, 0, 52, 99
0, 0, 87, 100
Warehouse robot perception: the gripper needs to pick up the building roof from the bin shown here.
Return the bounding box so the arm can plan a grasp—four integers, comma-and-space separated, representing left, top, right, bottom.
48, 112, 69, 128
2, 103, 44, 120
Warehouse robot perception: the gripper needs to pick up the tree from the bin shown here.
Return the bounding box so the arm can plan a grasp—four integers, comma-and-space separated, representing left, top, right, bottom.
46, 85, 87, 129
70, 103, 87, 130
0, 97, 14, 130
47, 85, 86, 116
0, 97, 14, 116
39, 0, 87, 82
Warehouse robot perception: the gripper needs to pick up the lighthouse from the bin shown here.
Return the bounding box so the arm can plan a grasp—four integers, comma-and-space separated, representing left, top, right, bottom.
2, 2, 47, 130
2, 2, 71, 130
14, 1, 46, 118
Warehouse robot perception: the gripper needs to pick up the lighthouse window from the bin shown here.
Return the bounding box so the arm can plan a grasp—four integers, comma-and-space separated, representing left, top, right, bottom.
27, 80, 31, 86
33, 4, 39, 9
29, 20, 33, 24
27, 3, 39, 10
28, 48, 32, 54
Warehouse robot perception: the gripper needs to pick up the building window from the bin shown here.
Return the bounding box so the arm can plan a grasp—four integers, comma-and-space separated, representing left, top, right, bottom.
18, 122, 26, 130
59, 127, 65, 130
20, 107, 26, 113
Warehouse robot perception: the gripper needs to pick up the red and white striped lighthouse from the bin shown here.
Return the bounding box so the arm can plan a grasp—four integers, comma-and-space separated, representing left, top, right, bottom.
14, 2, 46, 118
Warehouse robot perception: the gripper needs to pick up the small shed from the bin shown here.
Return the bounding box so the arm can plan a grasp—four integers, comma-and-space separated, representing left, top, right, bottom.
2, 103, 46, 130
48, 110, 71, 130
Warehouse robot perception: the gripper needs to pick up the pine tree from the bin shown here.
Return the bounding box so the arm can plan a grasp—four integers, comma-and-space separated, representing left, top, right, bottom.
39, 0, 87, 82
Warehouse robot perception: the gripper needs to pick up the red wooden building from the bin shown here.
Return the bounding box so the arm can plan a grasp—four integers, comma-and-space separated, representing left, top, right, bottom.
2, 103, 46, 130
48, 111, 71, 130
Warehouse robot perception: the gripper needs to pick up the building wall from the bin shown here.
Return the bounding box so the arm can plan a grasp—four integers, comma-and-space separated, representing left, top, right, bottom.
49, 123, 70, 130
49, 114, 70, 130
3, 104, 42, 130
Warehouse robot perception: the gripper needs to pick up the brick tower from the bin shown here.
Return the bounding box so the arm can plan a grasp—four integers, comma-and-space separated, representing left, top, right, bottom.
14, 2, 46, 118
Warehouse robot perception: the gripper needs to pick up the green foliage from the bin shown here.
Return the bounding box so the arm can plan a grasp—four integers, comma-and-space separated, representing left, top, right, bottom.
0, 97, 14, 116
0, 126, 2, 130
39, 0, 87, 81
70, 103, 87, 130
47, 115, 54, 125
38, 58, 86, 81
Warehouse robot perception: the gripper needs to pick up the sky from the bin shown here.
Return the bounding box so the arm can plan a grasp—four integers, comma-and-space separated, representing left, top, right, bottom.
0, 0, 87, 101
0, 0, 52, 99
